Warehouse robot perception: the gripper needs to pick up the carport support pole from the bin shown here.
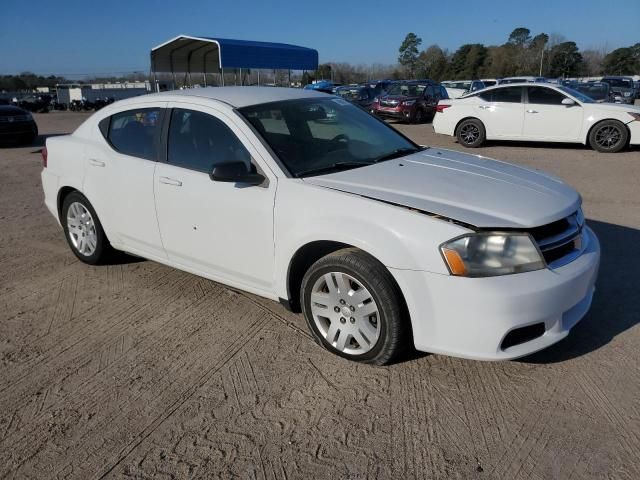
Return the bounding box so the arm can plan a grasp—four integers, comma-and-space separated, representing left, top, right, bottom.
257, 70, 260, 86
288, 69, 291, 87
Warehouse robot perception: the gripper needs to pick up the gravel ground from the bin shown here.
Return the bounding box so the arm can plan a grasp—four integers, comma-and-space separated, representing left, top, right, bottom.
1, 111, 639, 479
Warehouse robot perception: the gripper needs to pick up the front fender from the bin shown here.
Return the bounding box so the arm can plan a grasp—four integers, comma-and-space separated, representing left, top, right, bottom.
274, 180, 469, 298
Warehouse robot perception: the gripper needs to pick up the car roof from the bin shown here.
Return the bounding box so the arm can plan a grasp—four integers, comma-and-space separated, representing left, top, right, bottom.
144, 86, 328, 108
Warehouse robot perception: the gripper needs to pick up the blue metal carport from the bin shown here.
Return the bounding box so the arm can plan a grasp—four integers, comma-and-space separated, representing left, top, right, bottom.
150, 35, 318, 88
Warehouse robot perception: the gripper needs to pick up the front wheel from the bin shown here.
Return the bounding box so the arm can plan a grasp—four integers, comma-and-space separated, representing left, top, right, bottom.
588, 120, 628, 153
456, 118, 486, 148
301, 248, 408, 365
61, 191, 114, 264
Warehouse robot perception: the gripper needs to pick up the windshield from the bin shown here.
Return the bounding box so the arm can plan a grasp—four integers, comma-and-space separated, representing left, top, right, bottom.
558, 86, 594, 103
238, 98, 420, 178
386, 83, 426, 96
573, 83, 608, 101
603, 78, 633, 88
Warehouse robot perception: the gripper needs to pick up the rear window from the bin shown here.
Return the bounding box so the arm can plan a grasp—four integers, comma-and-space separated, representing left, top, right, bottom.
107, 108, 161, 160
478, 87, 522, 103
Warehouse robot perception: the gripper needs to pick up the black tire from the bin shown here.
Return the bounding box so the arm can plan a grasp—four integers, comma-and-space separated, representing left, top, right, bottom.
411, 108, 426, 124
456, 118, 486, 148
588, 120, 628, 153
61, 191, 114, 265
301, 248, 409, 365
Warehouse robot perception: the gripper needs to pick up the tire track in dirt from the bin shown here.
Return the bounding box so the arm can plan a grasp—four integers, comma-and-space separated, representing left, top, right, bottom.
96, 314, 268, 479
0, 290, 266, 478
0, 267, 197, 392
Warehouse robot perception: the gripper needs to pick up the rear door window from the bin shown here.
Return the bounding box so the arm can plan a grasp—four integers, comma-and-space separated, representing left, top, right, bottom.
479, 87, 522, 103
107, 108, 162, 160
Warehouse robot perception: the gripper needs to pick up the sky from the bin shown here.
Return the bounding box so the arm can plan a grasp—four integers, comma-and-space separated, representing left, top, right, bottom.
1, 0, 639, 76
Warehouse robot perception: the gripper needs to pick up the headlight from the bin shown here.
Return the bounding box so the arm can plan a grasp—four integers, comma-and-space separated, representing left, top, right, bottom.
402, 100, 416, 106
624, 92, 631, 97
440, 233, 545, 277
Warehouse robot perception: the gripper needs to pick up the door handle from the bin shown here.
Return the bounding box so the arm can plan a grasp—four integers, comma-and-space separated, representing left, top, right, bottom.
159, 176, 182, 187
526, 109, 539, 114
89, 159, 105, 167
478, 105, 490, 109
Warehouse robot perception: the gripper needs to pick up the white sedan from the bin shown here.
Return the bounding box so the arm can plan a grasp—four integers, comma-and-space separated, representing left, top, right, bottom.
42, 87, 600, 364
433, 83, 640, 152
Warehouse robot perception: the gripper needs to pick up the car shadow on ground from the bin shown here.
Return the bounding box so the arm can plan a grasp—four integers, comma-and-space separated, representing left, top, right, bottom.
520, 219, 640, 364
481, 140, 640, 153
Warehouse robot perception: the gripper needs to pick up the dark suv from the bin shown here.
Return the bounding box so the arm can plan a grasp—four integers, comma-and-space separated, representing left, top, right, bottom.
601, 77, 637, 104
371, 80, 448, 123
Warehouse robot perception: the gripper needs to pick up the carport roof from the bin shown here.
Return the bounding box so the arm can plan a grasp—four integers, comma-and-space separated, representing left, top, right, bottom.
150, 35, 319, 74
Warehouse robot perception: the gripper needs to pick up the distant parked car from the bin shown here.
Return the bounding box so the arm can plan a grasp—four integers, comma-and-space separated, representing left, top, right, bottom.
16, 95, 51, 113
573, 82, 615, 103
601, 77, 637, 104
371, 80, 448, 123
366, 80, 394, 98
442, 80, 486, 99
433, 83, 640, 152
335, 86, 377, 110
0, 104, 38, 145
499, 76, 546, 84
481, 79, 498, 87
303, 81, 334, 94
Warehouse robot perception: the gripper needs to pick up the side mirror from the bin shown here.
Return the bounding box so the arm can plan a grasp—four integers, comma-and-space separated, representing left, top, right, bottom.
210, 161, 265, 186
561, 98, 576, 106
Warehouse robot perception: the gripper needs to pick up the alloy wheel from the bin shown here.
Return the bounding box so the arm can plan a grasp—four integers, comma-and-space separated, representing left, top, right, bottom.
309, 272, 380, 355
460, 123, 480, 144
66, 202, 97, 256
595, 125, 622, 150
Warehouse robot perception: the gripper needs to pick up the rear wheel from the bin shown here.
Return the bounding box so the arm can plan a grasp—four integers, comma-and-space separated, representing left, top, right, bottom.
301, 248, 408, 365
456, 118, 486, 148
412, 109, 426, 124
588, 120, 628, 153
61, 191, 113, 264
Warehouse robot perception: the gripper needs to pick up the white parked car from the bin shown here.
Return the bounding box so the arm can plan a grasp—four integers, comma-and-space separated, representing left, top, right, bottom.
441, 80, 485, 99
434, 83, 640, 152
42, 87, 600, 364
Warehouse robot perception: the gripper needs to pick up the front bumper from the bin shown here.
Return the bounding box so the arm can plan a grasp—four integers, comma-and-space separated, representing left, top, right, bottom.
628, 120, 640, 145
390, 226, 600, 360
373, 107, 412, 121
0, 121, 37, 140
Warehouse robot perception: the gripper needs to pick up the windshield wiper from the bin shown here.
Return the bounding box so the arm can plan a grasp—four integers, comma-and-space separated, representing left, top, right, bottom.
297, 161, 374, 178
373, 146, 424, 163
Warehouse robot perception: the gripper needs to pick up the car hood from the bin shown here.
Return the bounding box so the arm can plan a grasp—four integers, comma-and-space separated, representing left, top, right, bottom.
381, 95, 418, 102
586, 102, 640, 115
302, 148, 580, 228
0, 105, 28, 116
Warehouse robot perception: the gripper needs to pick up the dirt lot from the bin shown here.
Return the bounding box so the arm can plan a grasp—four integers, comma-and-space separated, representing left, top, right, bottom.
1, 111, 639, 479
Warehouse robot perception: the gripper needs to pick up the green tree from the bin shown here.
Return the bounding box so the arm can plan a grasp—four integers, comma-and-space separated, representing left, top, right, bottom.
398, 33, 422, 78
315, 63, 332, 80
448, 44, 488, 79
603, 44, 640, 75
548, 42, 583, 77
529, 33, 549, 75
416, 45, 447, 80
508, 27, 531, 47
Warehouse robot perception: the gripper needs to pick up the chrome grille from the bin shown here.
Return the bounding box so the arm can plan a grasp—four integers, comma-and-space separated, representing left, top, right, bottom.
0, 115, 31, 123
528, 211, 584, 267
